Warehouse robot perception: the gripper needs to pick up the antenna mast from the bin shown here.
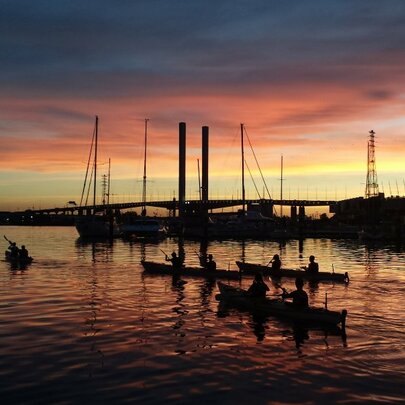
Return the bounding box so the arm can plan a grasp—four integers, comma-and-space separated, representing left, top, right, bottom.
101, 158, 110, 206
102, 174, 108, 206
107, 158, 111, 205
365, 130, 379, 198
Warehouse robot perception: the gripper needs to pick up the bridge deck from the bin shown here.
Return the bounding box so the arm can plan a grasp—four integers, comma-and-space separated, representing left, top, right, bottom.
17, 199, 337, 215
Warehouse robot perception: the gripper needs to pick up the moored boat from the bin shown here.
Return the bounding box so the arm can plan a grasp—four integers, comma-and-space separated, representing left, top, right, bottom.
75, 117, 120, 239
121, 218, 167, 238
236, 261, 349, 283
141, 260, 241, 280
75, 213, 120, 239
216, 282, 347, 327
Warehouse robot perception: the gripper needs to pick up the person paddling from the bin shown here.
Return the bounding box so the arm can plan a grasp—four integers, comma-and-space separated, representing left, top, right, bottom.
165, 252, 183, 270
268, 254, 281, 271
306, 255, 319, 273
248, 273, 269, 298
8, 242, 19, 258
282, 277, 308, 308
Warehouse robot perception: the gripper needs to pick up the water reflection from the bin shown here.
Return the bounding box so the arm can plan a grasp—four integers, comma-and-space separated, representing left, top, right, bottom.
291, 324, 309, 350
198, 239, 208, 267
199, 279, 215, 307
83, 269, 105, 377
298, 238, 304, 258
217, 296, 347, 350
307, 280, 319, 294
7, 261, 30, 274
171, 275, 188, 353
177, 237, 185, 265
75, 239, 114, 262
247, 312, 268, 342
140, 241, 146, 262
1, 227, 404, 404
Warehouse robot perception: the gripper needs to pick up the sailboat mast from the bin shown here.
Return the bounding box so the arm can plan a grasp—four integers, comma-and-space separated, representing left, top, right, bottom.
93, 115, 98, 210
142, 118, 149, 216
241, 123, 246, 213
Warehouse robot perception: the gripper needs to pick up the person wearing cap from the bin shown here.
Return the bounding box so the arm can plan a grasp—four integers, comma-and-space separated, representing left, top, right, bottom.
165, 252, 183, 269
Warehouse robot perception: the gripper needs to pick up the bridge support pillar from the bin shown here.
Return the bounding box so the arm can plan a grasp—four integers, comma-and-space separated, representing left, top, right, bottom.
202, 126, 209, 201
179, 122, 186, 217
291, 206, 297, 221
299, 206, 305, 220
201, 126, 209, 221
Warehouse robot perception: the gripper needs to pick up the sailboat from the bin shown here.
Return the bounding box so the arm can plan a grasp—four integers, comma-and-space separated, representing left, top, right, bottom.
120, 119, 167, 238
197, 123, 274, 239
75, 116, 120, 238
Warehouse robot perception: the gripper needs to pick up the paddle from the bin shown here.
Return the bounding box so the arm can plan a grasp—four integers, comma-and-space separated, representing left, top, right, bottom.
263, 282, 287, 301
195, 250, 206, 263
159, 248, 169, 260
3, 235, 13, 245
274, 282, 288, 295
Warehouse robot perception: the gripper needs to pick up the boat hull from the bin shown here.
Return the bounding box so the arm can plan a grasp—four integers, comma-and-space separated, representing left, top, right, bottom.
120, 219, 166, 238
5, 251, 33, 265
216, 282, 347, 326
141, 261, 241, 280
75, 216, 120, 238
236, 261, 349, 283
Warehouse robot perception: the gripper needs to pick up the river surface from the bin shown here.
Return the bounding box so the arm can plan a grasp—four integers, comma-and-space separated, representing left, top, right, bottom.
0, 226, 404, 404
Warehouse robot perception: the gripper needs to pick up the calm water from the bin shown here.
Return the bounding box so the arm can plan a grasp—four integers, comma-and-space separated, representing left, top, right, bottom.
1, 226, 404, 404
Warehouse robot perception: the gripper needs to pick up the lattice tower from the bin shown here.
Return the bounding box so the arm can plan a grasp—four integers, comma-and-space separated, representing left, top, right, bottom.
365, 130, 379, 198
101, 174, 108, 205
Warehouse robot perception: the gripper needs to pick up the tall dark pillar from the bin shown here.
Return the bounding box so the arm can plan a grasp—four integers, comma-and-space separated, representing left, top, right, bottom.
202, 126, 209, 202
291, 206, 297, 221
179, 122, 186, 217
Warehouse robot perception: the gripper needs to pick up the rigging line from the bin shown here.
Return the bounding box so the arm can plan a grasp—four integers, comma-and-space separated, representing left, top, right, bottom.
243, 126, 272, 199
85, 165, 94, 207
80, 122, 96, 206
245, 159, 262, 199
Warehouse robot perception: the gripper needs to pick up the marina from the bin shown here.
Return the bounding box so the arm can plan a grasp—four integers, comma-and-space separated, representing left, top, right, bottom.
2, 3, 405, 404
1, 226, 404, 404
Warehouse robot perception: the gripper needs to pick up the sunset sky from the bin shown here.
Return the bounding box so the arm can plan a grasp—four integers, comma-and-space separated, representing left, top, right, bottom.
1, 1, 404, 213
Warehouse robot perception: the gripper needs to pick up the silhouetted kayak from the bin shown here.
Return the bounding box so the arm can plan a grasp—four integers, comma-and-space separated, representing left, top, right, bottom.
5, 251, 34, 265
235, 261, 349, 283
141, 260, 241, 280
216, 282, 347, 327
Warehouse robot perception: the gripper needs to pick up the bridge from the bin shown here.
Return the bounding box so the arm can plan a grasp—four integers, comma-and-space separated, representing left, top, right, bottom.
17, 198, 338, 216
